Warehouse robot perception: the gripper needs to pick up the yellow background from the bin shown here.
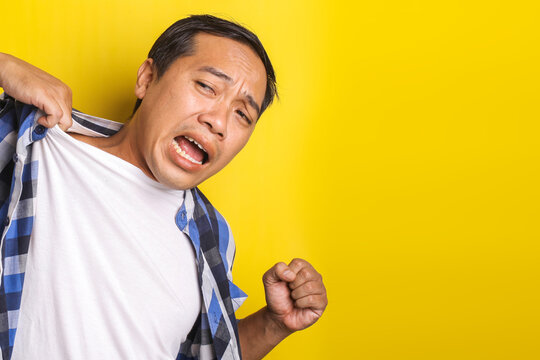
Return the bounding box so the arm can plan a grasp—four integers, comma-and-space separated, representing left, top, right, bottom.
2, 0, 540, 359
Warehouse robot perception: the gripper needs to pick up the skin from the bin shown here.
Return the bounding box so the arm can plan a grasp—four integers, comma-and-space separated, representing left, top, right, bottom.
0, 34, 328, 359
70, 33, 266, 190
0, 53, 73, 130
239, 259, 328, 359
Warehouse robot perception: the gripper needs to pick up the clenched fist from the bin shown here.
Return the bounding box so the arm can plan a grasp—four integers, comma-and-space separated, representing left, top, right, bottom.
262, 258, 328, 333
0, 53, 73, 130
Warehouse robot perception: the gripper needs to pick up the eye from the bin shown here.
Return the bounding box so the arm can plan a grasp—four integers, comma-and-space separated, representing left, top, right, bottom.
196, 81, 215, 95
236, 110, 253, 125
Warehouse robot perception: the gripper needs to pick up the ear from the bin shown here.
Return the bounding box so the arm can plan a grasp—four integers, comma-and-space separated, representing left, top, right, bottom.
134, 58, 155, 100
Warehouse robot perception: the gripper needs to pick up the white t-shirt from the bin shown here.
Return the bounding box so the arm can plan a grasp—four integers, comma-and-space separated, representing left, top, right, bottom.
12, 126, 201, 359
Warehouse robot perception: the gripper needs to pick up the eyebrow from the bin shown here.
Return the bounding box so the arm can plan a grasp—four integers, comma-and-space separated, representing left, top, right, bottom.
198, 66, 261, 117
199, 66, 233, 83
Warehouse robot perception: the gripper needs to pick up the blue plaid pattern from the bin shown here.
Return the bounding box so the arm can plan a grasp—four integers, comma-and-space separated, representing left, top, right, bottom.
0, 94, 247, 360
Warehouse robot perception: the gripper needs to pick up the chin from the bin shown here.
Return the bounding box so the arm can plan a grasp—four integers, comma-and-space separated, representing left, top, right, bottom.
146, 151, 200, 190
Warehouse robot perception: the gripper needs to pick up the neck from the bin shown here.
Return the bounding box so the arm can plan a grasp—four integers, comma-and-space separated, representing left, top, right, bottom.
68, 115, 156, 181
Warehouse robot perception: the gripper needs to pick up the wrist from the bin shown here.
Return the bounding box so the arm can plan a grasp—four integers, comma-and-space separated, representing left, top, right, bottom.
261, 306, 294, 343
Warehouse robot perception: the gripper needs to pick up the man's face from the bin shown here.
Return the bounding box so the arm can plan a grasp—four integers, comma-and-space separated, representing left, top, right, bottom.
131, 33, 267, 190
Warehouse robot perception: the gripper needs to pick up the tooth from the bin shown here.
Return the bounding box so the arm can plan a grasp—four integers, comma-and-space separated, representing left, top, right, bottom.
180, 136, 206, 153
173, 138, 202, 164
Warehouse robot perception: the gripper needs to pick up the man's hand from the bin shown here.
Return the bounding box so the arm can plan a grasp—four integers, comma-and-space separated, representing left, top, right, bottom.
0, 53, 73, 130
263, 258, 327, 333
238, 259, 327, 360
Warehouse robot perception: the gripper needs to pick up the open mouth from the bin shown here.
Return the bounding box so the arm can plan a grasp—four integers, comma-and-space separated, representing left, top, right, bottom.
172, 136, 209, 165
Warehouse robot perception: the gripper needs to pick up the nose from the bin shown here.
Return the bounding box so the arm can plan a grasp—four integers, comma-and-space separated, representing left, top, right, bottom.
199, 103, 227, 139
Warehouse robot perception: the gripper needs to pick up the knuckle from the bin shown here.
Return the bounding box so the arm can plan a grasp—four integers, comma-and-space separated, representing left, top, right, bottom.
299, 268, 310, 278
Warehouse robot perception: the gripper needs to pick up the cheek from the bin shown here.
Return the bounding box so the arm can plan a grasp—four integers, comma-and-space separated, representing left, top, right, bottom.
170, 85, 209, 116
222, 134, 252, 163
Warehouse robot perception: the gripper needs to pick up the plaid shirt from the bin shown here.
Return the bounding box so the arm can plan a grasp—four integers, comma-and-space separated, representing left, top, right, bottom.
0, 94, 247, 360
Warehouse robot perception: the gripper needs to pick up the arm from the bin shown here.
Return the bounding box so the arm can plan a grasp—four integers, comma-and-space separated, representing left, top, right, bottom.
0, 52, 72, 129
238, 259, 328, 360
238, 308, 291, 359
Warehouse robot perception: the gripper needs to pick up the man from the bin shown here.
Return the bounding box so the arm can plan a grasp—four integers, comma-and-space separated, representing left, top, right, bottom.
0, 15, 327, 360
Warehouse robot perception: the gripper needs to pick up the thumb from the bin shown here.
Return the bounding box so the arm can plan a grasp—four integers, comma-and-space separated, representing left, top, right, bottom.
36, 115, 49, 127
263, 262, 296, 286
58, 100, 73, 132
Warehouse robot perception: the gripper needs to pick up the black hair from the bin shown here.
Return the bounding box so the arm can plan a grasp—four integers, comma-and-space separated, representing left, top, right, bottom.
133, 14, 277, 117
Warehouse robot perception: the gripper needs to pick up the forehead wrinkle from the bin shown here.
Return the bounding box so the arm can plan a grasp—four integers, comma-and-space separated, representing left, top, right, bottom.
199, 65, 262, 116
194, 36, 265, 115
